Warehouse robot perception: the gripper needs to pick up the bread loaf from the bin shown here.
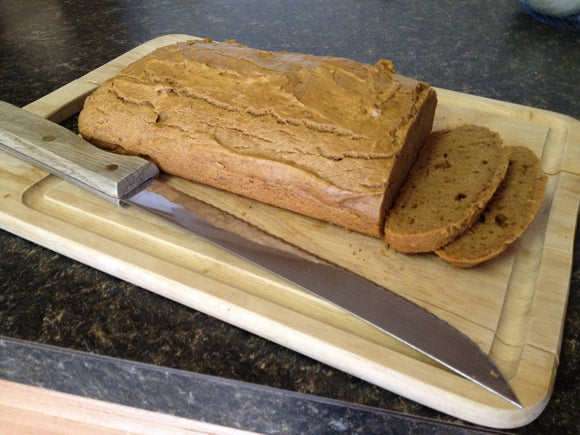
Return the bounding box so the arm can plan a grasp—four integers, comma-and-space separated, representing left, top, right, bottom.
78, 38, 437, 237
436, 146, 547, 267
383, 125, 510, 253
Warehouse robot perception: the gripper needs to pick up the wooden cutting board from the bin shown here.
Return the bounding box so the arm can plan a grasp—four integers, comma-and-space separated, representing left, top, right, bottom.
1, 35, 578, 429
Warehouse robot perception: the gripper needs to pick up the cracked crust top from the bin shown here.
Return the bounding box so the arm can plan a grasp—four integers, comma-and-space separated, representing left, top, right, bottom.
78, 39, 436, 237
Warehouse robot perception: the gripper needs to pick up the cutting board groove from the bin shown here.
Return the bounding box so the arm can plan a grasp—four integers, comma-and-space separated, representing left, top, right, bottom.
0, 35, 578, 429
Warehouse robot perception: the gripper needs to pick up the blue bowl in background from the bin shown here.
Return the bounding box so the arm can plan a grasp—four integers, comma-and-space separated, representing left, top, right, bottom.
519, 0, 580, 30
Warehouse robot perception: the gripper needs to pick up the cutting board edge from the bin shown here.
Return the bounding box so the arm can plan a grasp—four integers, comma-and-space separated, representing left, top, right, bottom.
0, 160, 564, 429
434, 86, 579, 127
0, 209, 557, 429
0, 34, 576, 429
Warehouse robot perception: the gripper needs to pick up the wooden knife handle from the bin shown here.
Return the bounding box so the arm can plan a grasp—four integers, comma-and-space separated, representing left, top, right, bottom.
0, 101, 159, 199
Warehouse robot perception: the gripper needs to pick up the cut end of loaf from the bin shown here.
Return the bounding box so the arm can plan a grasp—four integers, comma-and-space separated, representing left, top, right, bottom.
383, 125, 510, 253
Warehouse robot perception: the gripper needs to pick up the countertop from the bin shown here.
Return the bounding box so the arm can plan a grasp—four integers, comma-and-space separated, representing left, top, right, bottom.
0, 1, 578, 433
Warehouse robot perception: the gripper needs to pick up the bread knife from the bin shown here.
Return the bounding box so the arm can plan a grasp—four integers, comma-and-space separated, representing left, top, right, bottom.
0, 101, 521, 407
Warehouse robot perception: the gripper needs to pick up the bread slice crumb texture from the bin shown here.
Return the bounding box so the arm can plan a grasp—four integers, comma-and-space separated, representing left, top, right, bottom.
436, 146, 547, 267
384, 125, 509, 253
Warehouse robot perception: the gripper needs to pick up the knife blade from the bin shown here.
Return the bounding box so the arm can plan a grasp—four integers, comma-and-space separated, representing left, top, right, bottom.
0, 101, 521, 407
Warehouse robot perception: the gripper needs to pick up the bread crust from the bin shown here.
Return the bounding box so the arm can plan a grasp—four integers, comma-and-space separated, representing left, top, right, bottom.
78, 39, 436, 237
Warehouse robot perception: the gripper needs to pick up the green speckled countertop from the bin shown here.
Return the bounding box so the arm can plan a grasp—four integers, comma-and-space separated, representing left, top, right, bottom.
0, 1, 578, 433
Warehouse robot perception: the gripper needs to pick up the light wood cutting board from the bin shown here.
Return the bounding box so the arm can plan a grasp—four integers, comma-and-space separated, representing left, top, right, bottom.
1, 35, 578, 429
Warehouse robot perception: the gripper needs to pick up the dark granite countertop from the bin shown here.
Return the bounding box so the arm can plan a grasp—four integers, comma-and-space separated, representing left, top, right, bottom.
0, 1, 578, 433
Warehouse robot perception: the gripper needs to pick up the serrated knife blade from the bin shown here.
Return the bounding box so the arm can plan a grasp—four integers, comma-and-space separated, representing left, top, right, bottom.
0, 101, 521, 407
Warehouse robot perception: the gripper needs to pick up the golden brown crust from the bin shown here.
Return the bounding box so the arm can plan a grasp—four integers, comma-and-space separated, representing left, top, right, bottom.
383, 125, 510, 253
435, 146, 547, 267
78, 39, 436, 237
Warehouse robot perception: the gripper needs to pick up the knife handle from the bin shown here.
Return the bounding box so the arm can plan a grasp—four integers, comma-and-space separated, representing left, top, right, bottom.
0, 101, 159, 200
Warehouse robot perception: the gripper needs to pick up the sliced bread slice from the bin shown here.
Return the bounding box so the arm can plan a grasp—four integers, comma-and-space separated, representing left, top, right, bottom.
384, 125, 509, 253
435, 146, 547, 267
